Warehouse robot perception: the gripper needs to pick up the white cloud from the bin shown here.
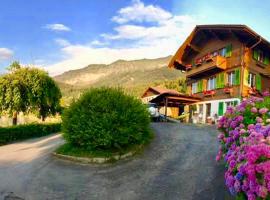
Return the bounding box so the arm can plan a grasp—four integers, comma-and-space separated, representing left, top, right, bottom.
0, 48, 13, 60
44, 23, 71, 32
90, 40, 108, 46
112, 0, 172, 24
55, 38, 71, 47
46, 1, 198, 75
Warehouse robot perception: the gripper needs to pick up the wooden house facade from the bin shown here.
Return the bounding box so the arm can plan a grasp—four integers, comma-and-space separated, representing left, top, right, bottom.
169, 25, 270, 123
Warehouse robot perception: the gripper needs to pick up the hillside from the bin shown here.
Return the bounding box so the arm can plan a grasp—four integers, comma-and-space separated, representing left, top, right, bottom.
54, 56, 184, 100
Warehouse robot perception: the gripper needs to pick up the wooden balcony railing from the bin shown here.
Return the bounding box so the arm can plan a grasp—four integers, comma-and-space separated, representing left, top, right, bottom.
186, 55, 227, 79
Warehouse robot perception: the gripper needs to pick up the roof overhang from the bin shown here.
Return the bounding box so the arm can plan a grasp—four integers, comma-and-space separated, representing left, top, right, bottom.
150, 92, 201, 106
168, 24, 270, 69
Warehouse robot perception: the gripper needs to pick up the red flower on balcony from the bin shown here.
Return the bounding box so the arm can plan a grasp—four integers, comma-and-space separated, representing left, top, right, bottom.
195, 58, 202, 66
203, 90, 216, 96
186, 64, 192, 70
205, 53, 213, 62
249, 87, 258, 95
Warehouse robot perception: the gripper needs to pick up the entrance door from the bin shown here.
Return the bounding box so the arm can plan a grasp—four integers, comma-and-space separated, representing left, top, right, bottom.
206, 103, 211, 122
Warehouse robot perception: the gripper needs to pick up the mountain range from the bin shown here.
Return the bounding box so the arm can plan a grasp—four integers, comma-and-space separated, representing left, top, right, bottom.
54, 55, 184, 100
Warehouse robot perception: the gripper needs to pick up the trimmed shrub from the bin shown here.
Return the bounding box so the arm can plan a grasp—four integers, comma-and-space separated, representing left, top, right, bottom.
0, 123, 61, 145
62, 87, 151, 150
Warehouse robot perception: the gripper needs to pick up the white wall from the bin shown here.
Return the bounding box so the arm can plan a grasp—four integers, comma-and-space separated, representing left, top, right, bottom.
191, 98, 240, 123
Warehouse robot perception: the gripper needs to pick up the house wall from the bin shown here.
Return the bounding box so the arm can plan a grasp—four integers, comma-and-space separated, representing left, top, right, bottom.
159, 107, 179, 118
188, 98, 240, 124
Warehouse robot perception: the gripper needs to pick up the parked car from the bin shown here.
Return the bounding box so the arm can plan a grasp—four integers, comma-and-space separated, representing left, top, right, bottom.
147, 103, 160, 121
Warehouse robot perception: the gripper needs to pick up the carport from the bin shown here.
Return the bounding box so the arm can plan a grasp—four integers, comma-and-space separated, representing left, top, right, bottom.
150, 92, 201, 120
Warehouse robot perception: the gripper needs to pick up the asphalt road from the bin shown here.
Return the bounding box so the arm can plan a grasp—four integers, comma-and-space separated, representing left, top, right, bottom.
0, 123, 232, 200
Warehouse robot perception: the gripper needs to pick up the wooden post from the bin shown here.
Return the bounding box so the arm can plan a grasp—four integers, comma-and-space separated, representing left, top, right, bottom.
165, 97, 168, 121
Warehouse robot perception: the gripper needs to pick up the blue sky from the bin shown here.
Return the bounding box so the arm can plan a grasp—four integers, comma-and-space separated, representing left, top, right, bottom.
0, 0, 270, 75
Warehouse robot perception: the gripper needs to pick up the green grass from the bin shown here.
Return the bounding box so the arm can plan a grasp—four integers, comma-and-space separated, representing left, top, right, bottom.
56, 131, 154, 159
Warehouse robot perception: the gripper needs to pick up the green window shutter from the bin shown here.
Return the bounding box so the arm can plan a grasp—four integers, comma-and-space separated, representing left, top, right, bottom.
218, 102, 224, 116
199, 80, 203, 92
264, 56, 270, 65
256, 74, 262, 91
225, 44, 232, 57
233, 100, 238, 106
234, 68, 240, 85
216, 74, 220, 88
253, 49, 259, 60
192, 59, 195, 67
220, 73, 225, 88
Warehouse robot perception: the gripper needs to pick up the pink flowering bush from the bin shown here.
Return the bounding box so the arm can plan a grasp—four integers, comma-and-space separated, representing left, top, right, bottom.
217, 94, 270, 199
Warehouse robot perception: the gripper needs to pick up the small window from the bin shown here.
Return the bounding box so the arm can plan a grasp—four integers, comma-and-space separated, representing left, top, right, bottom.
207, 76, 216, 90
248, 73, 256, 88
227, 71, 235, 86
258, 50, 264, 63
219, 48, 226, 57
192, 82, 198, 94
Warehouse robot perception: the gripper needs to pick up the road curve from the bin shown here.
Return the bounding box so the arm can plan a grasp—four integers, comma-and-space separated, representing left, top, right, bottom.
0, 123, 232, 200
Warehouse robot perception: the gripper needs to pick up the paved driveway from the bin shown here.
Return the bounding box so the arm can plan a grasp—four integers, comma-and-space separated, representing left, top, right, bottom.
0, 123, 232, 200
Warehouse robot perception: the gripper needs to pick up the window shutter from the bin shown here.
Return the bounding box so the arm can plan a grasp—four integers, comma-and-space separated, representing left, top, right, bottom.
256, 74, 262, 91
225, 44, 232, 57
220, 73, 225, 88
218, 102, 224, 116
264, 55, 270, 65
192, 59, 195, 67
233, 100, 238, 106
243, 69, 249, 86
216, 74, 220, 88
234, 68, 240, 85
253, 49, 259, 60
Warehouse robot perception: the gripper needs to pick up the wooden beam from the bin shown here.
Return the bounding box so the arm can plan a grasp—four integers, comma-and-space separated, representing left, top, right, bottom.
188, 44, 201, 52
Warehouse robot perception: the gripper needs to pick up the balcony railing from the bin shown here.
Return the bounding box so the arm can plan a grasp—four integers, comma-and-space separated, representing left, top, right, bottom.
186, 55, 227, 79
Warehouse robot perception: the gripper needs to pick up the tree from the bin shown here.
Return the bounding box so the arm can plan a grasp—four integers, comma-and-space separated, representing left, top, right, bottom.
0, 62, 62, 125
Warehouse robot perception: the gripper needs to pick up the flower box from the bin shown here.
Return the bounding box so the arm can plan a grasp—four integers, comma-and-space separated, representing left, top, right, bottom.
203, 90, 216, 96
224, 87, 232, 94
205, 53, 213, 62
248, 87, 258, 95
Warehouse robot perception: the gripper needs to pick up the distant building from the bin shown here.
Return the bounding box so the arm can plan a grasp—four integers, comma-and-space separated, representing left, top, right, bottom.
141, 86, 200, 118
169, 24, 270, 123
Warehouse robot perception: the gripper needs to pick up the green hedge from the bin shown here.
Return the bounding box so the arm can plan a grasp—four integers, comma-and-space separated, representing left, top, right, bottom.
0, 123, 61, 145
62, 87, 151, 150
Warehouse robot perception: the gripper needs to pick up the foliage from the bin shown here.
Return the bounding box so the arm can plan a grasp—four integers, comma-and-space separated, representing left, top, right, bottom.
162, 78, 187, 93
217, 92, 270, 199
0, 62, 62, 123
0, 123, 61, 145
62, 87, 151, 150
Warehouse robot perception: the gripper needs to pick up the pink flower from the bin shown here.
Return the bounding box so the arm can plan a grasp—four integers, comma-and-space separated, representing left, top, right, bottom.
251, 107, 258, 113
259, 108, 269, 115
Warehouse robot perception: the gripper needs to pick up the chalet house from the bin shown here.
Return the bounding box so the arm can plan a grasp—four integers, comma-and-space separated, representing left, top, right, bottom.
169, 24, 270, 123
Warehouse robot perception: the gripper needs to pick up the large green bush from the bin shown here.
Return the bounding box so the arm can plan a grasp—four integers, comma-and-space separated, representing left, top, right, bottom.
62, 87, 151, 150
0, 123, 61, 145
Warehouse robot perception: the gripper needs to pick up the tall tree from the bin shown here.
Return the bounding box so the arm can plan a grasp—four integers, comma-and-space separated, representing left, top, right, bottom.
0, 62, 62, 125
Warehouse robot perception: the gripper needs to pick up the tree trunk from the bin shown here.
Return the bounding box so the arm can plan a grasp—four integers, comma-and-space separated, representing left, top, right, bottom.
41, 115, 45, 122
12, 112, 18, 125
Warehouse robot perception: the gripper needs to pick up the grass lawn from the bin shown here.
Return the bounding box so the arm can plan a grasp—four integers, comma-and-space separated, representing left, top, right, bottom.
56, 131, 154, 159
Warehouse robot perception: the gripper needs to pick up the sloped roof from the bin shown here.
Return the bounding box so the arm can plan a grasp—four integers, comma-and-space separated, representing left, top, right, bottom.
168, 24, 270, 68
141, 86, 180, 98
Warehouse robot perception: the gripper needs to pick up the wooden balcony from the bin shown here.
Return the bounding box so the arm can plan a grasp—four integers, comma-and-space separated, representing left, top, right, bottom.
186, 55, 227, 79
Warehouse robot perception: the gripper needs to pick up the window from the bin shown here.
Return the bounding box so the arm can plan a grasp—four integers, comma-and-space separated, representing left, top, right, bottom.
207, 76, 216, 90
227, 71, 235, 86
219, 47, 226, 57
258, 50, 264, 63
248, 73, 256, 88
192, 82, 198, 94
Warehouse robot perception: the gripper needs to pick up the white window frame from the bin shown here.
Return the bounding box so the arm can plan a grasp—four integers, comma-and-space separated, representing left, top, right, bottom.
248, 73, 256, 88
227, 71, 235, 86
192, 82, 198, 94
207, 77, 216, 91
